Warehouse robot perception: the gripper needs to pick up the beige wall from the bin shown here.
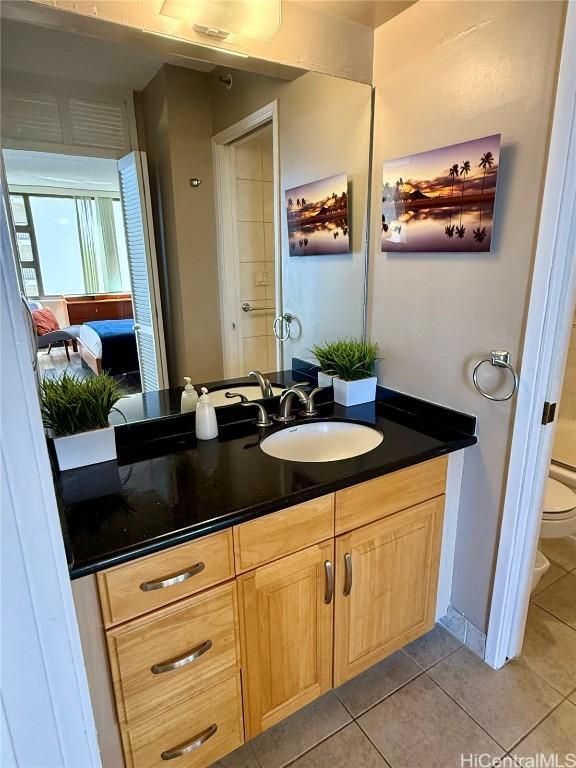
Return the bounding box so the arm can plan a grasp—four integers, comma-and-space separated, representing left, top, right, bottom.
20, 0, 373, 84
211, 68, 372, 366
141, 65, 223, 385
369, 0, 566, 630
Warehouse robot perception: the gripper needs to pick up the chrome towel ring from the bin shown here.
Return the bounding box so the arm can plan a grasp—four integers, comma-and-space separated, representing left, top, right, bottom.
473, 350, 519, 402
273, 313, 293, 342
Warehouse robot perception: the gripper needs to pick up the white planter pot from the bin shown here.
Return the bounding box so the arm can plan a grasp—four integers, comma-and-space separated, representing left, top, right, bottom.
333, 376, 377, 407
317, 371, 335, 388
53, 426, 117, 472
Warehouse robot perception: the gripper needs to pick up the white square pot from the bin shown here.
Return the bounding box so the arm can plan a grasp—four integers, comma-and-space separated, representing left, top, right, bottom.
53, 425, 117, 472
317, 371, 335, 388
333, 376, 377, 407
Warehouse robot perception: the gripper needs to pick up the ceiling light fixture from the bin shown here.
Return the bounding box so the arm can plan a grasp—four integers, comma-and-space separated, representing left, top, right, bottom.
159, 0, 281, 42
142, 29, 249, 58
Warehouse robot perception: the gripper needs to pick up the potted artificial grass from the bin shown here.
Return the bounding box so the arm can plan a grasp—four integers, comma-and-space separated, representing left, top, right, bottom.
40, 372, 123, 471
312, 339, 378, 406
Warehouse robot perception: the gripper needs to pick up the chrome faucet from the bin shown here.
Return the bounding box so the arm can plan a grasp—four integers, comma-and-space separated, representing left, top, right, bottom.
273, 385, 316, 424
248, 370, 273, 398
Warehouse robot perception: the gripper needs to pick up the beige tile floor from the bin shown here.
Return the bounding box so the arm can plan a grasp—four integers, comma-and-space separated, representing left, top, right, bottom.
212, 538, 576, 768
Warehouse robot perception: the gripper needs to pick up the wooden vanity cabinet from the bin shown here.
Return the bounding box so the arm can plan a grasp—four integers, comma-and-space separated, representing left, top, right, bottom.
83, 457, 448, 767
238, 540, 335, 738
333, 496, 445, 686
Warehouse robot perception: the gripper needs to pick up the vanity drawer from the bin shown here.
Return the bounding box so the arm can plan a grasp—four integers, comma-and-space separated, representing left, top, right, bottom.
335, 456, 448, 534
107, 582, 240, 727
233, 494, 334, 573
97, 530, 235, 627
127, 673, 243, 768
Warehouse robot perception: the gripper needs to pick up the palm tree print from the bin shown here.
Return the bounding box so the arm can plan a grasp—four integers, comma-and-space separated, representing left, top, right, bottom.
473, 227, 487, 243
445, 224, 455, 238
479, 152, 495, 195
460, 160, 471, 198
448, 164, 459, 196
455, 225, 466, 239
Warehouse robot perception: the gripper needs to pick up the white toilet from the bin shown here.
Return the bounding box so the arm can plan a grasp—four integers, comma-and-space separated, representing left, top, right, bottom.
531, 476, 576, 592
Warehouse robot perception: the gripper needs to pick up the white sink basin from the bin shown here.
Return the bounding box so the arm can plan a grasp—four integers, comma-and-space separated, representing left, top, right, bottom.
260, 421, 383, 462
209, 385, 285, 408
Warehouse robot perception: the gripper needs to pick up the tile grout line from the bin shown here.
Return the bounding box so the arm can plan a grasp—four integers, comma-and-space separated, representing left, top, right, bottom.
418, 671, 510, 754
529, 598, 576, 633
505, 695, 569, 756
277, 720, 352, 768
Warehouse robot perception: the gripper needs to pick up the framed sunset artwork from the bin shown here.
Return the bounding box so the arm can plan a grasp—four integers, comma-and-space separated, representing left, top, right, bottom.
381, 134, 501, 253
285, 173, 349, 256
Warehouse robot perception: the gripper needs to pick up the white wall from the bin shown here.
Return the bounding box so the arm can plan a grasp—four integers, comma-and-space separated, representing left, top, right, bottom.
369, 0, 566, 630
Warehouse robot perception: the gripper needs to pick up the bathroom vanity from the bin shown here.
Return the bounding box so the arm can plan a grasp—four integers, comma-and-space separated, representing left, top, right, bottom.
63, 388, 476, 768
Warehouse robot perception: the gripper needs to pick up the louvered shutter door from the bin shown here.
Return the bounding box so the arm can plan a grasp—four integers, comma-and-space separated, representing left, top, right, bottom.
2, 91, 64, 144
68, 98, 129, 151
117, 152, 168, 392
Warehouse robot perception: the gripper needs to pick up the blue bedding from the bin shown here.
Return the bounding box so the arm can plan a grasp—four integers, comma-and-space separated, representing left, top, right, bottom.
85, 320, 139, 376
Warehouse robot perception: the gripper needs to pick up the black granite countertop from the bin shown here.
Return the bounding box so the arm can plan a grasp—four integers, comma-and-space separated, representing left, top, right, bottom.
58, 386, 477, 579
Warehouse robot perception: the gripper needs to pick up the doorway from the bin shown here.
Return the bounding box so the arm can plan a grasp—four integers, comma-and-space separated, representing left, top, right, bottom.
213, 103, 282, 380
2, 148, 168, 392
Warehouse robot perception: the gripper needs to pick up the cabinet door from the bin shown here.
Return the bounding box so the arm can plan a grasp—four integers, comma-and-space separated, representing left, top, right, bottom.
334, 497, 444, 686
238, 540, 334, 738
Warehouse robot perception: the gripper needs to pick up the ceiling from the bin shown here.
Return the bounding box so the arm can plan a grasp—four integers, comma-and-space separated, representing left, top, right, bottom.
291, 0, 417, 29
0, 19, 215, 91
3, 150, 121, 192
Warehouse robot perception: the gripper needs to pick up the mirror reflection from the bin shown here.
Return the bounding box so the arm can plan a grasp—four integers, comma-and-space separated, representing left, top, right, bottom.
2, 19, 373, 411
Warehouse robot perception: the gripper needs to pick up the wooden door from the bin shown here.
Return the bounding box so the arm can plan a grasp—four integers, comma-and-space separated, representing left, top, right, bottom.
238, 540, 334, 738
334, 497, 444, 686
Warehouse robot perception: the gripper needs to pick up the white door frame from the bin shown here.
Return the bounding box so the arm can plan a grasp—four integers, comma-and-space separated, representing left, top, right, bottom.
212, 101, 281, 378
1, 187, 100, 766
485, 3, 576, 669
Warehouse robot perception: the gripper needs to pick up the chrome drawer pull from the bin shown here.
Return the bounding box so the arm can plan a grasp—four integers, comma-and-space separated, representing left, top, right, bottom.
343, 553, 353, 596
161, 723, 217, 760
140, 561, 205, 592
151, 639, 213, 675
324, 560, 334, 604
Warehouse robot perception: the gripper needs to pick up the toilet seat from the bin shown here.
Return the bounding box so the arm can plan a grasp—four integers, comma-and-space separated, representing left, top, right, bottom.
541, 477, 576, 539
543, 477, 576, 515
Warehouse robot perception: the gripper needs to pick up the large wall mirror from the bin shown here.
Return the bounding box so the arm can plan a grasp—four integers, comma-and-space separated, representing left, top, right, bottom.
1, 15, 373, 411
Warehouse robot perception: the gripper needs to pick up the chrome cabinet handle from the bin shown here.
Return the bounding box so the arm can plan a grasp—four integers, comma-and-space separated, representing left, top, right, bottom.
151, 639, 212, 674
324, 560, 334, 604
140, 561, 205, 592
161, 723, 217, 761
343, 553, 353, 596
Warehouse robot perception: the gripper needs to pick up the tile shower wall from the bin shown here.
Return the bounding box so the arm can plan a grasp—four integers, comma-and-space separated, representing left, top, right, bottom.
553, 308, 576, 468
234, 125, 277, 374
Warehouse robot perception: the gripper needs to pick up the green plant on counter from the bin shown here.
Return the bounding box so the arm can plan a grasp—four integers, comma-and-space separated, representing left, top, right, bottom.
40, 372, 123, 437
311, 339, 378, 382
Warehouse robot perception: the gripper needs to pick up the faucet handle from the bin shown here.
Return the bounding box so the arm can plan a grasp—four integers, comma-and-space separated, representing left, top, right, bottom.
225, 392, 249, 403
241, 401, 272, 427
301, 386, 324, 417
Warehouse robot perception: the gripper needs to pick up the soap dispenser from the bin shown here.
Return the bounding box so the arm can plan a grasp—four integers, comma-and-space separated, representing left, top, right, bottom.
181, 377, 199, 413
195, 387, 219, 440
